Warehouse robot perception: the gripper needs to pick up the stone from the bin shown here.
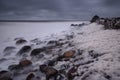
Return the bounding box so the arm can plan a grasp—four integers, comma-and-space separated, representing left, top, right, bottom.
30, 48, 46, 56
63, 51, 75, 58
0, 58, 7, 63
56, 56, 64, 61
47, 40, 58, 45
16, 39, 27, 45
18, 45, 31, 55
26, 73, 35, 80
39, 64, 47, 72
0, 70, 12, 80
67, 67, 78, 80
90, 15, 100, 23
3, 46, 16, 52
114, 21, 120, 29
3, 46, 16, 55
39, 65, 58, 80
47, 60, 57, 66
66, 35, 74, 40
8, 64, 21, 70
19, 59, 32, 67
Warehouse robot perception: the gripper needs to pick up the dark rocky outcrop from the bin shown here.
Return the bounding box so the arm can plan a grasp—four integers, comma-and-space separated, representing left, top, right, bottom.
90, 15, 100, 23
91, 15, 120, 29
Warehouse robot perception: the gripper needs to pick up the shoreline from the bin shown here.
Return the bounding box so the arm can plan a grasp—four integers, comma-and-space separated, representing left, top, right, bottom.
0, 18, 120, 80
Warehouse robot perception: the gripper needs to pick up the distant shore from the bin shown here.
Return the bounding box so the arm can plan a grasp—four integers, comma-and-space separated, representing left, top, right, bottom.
0, 20, 86, 22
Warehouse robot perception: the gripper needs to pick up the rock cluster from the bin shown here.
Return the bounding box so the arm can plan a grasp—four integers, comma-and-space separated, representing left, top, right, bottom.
1, 21, 118, 80
91, 15, 120, 29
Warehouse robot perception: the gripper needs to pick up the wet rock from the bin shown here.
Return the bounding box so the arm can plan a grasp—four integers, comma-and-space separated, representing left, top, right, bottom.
16, 39, 27, 45
30, 48, 46, 56
47, 40, 58, 45
44, 48, 53, 55
68, 43, 74, 47
63, 58, 70, 61
90, 15, 100, 23
103, 73, 111, 80
39, 64, 47, 72
8, 64, 21, 70
71, 23, 85, 27
26, 73, 35, 80
3, 46, 16, 53
56, 42, 64, 47
30, 38, 39, 43
0, 70, 12, 80
71, 24, 79, 26
66, 35, 74, 40
46, 67, 58, 80
77, 49, 84, 55
19, 59, 32, 67
79, 23, 85, 26
67, 67, 78, 80
81, 70, 111, 80
58, 39, 64, 41
63, 50, 75, 58
18, 45, 31, 55
60, 64, 70, 70
39, 65, 58, 80
88, 50, 106, 59
56, 56, 64, 61
47, 40, 65, 47
114, 21, 120, 29
0, 58, 7, 63
47, 59, 57, 66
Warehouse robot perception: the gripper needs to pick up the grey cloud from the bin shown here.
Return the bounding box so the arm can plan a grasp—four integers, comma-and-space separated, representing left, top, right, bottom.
0, 0, 120, 20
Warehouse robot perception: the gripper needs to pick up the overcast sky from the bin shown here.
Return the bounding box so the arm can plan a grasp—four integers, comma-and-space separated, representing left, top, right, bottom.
0, 0, 120, 20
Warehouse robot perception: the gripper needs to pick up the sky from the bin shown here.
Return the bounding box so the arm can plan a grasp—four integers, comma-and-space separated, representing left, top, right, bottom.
0, 0, 120, 20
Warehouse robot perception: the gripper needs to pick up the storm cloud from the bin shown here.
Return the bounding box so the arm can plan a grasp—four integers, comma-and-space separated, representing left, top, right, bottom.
0, 0, 120, 20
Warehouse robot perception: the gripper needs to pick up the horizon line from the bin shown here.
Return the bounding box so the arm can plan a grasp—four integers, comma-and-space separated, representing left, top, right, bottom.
0, 20, 88, 22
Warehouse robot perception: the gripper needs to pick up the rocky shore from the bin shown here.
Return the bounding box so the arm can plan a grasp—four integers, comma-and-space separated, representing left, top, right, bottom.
0, 17, 120, 80
0, 27, 80, 80
91, 15, 120, 29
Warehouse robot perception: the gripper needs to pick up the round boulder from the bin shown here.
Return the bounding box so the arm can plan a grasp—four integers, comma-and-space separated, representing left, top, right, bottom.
63, 51, 75, 58
19, 59, 32, 67
16, 39, 27, 45
0, 70, 12, 80
30, 48, 46, 56
8, 64, 21, 70
39, 65, 58, 80
18, 45, 31, 55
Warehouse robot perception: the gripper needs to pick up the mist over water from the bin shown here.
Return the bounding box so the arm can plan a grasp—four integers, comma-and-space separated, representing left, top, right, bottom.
0, 21, 86, 56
